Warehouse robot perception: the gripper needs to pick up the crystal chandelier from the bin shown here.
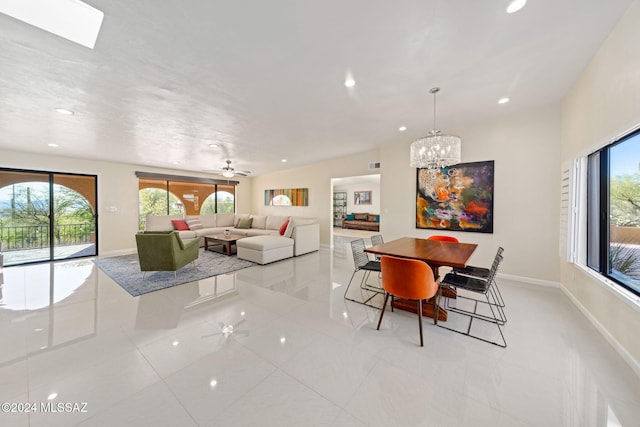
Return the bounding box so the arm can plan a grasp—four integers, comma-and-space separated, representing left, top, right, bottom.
410, 87, 461, 169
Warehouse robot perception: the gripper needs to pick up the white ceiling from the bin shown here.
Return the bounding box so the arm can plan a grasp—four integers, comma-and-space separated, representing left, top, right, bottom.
0, 0, 632, 176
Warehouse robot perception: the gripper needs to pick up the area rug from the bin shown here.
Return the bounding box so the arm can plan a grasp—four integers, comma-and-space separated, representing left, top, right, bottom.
93, 249, 256, 297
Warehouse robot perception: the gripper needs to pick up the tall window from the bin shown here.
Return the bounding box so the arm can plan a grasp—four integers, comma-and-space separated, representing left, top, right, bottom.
587, 130, 640, 295
137, 172, 237, 229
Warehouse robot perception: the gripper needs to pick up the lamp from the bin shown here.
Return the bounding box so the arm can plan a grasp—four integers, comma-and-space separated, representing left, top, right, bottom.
222, 171, 234, 178
410, 87, 461, 170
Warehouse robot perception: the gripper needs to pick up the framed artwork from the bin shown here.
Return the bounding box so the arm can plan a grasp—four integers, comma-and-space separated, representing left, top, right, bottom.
416, 160, 494, 233
354, 190, 372, 205
264, 188, 309, 206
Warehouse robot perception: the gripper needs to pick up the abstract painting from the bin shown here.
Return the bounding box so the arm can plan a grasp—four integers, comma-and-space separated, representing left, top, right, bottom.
416, 160, 494, 233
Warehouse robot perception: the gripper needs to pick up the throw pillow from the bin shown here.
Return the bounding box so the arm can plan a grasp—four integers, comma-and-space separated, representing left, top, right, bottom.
354, 213, 368, 220
346, 214, 355, 220
367, 214, 378, 222
186, 218, 203, 230
236, 217, 253, 229
171, 219, 190, 231
279, 220, 290, 235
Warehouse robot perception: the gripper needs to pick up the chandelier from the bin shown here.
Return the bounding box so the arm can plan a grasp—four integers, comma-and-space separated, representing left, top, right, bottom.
410, 87, 461, 170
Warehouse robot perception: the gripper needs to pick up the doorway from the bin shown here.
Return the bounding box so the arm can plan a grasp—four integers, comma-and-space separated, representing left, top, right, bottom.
0, 168, 98, 266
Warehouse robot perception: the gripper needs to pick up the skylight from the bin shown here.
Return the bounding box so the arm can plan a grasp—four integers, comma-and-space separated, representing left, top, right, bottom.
0, 0, 104, 49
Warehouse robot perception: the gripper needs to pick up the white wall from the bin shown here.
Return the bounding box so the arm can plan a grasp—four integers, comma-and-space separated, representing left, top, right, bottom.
380, 104, 562, 283
561, 0, 640, 374
0, 149, 253, 256
250, 150, 380, 245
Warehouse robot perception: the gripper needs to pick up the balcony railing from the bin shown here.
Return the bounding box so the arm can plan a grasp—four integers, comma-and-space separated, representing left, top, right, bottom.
0, 223, 95, 252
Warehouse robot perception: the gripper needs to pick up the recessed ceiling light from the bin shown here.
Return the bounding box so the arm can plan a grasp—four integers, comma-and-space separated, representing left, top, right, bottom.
506, 0, 527, 13
344, 78, 355, 88
399, 126, 407, 132
47, 393, 58, 401
48, 143, 59, 147
55, 108, 74, 115
498, 97, 510, 104
281, 159, 287, 163
208, 144, 218, 148
0, 0, 104, 49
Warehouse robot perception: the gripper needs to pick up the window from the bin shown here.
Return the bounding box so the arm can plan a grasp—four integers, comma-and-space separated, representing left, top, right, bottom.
136, 172, 237, 229
587, 130, 640, 296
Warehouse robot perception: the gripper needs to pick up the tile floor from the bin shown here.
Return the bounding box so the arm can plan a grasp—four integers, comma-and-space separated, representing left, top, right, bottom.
1, 236, 639, 426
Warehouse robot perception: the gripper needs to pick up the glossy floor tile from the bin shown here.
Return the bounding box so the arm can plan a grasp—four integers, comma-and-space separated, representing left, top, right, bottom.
1, 238, 639, 426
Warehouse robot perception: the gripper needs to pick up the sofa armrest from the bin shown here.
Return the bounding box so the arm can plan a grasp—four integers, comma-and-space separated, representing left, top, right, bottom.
291, 223, 319, 256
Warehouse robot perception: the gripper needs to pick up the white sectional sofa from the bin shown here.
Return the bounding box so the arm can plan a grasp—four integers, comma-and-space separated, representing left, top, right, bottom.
144, 213, 319, 260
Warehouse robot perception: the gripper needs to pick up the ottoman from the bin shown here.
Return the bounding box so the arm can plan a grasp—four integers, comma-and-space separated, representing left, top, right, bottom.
236, 235, 294, 265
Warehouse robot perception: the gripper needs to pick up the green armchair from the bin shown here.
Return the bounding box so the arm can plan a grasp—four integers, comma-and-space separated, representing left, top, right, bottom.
135, 231, 200, 278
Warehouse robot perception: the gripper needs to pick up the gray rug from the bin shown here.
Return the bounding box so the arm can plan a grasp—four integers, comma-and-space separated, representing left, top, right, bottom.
93, 249, 255, 296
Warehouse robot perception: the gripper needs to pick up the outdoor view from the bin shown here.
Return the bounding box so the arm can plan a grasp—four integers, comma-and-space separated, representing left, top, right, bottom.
609, 136, 640, 293
138, 177, 235, 229
0, 171, 97, 266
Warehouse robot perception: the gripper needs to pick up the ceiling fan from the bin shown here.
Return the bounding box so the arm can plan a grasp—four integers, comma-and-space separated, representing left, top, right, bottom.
209, 160, 251, 178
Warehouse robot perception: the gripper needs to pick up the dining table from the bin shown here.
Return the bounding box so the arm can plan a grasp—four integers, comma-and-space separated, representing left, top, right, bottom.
364, 237, 478, 321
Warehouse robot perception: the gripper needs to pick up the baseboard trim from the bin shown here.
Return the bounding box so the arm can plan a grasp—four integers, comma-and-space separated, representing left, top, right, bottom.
497, 273, 561, 288
560, 285, 640, 380
99, 248, 136, 258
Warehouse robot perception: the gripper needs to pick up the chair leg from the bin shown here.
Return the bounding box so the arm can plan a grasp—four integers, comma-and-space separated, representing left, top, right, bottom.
417, 299, 424, 347
174, 271, 177, 279
433, 287, 440, 325
343, 270, 359, 299
376, 293, 390, 330
142, 271, 147, 279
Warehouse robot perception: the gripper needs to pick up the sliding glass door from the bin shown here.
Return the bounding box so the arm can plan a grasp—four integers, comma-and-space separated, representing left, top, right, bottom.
0, 168, 97, 266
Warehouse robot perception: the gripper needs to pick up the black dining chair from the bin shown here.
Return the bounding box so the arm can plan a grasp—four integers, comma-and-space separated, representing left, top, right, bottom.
452, 247, 506, 309
438, 252, 507, 347
343, 239, 383, 308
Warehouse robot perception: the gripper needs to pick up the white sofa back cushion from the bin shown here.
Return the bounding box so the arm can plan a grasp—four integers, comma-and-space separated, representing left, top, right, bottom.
199, 214, 217, 228
146, 214, 183, 231
266, 215, 289, 231
217, 213, 235, 227
250, 215, 267, 229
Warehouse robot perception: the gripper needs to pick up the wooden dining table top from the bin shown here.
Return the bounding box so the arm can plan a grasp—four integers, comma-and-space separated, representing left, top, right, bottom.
364, 237, 478, 269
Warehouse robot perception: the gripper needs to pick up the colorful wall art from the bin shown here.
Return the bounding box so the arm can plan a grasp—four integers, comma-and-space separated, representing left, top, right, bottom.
354, 190, 372, 205
416, 160, 494, 233
264, 188, 309, 206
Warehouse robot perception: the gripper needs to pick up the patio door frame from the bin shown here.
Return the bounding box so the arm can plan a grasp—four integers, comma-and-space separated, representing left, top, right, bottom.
0, 167, 98, 265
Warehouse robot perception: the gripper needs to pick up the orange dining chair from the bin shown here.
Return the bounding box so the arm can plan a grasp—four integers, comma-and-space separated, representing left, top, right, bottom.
427, 235, 459, 278
427, 235, 459, 243
376, 255, 439, 347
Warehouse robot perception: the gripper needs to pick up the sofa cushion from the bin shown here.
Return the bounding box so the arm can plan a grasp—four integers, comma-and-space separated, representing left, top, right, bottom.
216, 213, 235, 227
283, 217, 316, 238
146, 214, 183, 231
266, 215, 289, 230
250, 215, 267, 229
186, 218, 203, 230
237, 217, 253, 229
237, 235, 294, 251
354, 213, 368, 220
199, 214, 217, 228
279, 220, 289, 235
171, 219, 190, 231
234, 213, 250, 226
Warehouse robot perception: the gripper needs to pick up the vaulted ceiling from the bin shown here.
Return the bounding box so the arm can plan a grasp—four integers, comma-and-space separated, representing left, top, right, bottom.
0, 0, 633, 176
